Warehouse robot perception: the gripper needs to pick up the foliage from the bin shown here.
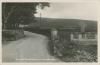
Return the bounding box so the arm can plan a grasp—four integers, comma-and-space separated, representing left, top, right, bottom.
2, 2, 50, 29
48, 31, 97, 62
2, 30, 25, 41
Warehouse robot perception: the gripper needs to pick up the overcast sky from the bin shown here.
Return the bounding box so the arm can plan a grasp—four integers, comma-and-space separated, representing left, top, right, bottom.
35, 2, 98, 20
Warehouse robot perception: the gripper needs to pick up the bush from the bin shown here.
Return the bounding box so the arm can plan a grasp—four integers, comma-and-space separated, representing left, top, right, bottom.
2, 30, 25, 41
48, 31, 97, 62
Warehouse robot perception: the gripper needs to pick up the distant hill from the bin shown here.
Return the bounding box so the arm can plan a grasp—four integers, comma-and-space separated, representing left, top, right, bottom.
28, 17, 97, 32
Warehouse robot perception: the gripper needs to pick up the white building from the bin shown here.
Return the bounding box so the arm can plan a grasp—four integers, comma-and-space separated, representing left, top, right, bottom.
71, 32, 97, 40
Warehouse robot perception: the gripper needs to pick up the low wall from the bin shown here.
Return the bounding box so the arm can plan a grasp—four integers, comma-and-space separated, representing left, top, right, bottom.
2, 29, 25, 41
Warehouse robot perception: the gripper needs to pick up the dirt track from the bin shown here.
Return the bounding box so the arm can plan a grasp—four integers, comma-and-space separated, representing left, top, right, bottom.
2, 31, 59, 62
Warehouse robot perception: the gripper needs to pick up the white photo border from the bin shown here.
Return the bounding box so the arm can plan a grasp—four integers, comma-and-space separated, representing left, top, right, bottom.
0, 0, 100, 65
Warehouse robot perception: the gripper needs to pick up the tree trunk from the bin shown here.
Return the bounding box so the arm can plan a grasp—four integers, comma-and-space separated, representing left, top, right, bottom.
3, 6, 16, 29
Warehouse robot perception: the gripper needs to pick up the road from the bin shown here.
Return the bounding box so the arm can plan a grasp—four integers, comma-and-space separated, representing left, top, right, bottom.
2, 31, 59, 62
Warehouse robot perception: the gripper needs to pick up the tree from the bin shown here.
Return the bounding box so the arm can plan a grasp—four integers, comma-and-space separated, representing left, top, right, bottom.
2, 2, 50, 29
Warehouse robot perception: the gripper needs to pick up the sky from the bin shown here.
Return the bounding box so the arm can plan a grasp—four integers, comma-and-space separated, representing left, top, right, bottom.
35, 2, 98, 20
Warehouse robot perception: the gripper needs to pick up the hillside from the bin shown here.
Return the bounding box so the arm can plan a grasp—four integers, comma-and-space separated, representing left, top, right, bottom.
28, 17, 97, 32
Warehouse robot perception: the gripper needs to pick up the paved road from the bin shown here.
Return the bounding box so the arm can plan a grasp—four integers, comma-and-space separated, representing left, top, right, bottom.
2, 31, 59, 62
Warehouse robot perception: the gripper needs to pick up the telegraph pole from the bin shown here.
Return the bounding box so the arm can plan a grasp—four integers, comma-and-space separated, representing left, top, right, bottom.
40, 12, 41, 22
38, 4, 42, 22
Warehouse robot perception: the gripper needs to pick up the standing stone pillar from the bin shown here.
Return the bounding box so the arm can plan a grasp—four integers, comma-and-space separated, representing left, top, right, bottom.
51, 28, 58, 40
51, 28, 59, 55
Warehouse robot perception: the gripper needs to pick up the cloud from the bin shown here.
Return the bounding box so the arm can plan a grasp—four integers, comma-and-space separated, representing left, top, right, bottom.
35, 2, 98, 20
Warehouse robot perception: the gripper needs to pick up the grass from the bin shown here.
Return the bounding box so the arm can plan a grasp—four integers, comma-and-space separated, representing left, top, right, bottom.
61, 44, 97, 62
48, 31, 97, 62
49, 40, 97, 62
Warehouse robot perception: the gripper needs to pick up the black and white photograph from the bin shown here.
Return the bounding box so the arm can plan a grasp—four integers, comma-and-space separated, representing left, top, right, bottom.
2, 1, 98, 63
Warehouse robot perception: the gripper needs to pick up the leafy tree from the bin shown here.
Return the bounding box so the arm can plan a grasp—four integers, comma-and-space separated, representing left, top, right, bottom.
2, 2, 50, 29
